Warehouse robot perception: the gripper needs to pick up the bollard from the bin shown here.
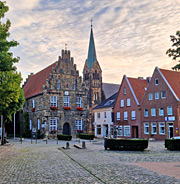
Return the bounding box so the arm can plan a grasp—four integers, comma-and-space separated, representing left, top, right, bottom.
46, 139, 48, 144
82, 141, 86, 149
57, 138, 58, 144
66, 142, 69, 149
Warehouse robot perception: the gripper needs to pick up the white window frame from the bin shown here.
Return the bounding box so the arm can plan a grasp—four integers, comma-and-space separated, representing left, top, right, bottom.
148, 93, 153, 100
124, 126, 130, 137
155, 78, 158, 85
167, 106, 173, 115
33, 99, 35, 108
50, 96, 57, 107
64, 96, 70, 107
97, 112, 100, 119
76, 97, 82, 107
124, 87, 126, 95
159, 122, 165, 135
127, 99, 131, 107
76, 119, 82, 130
57, 79, 61, 90
144, 123, 149, 134
117, 112, 120, 120
116, 126, 123, 136
30, 120, 32, 130
144, 109, 148, 117
159, 108, 164, 116
151, 123, 157, 135
124, 111, 128, 120
38, 119, 40, 130
49, 119, 57, 132
155, 92, 159, 100
131, 111, 136, 120
120, 100, 124, 107
151, 108, 156, 117
161, 91, 166, 99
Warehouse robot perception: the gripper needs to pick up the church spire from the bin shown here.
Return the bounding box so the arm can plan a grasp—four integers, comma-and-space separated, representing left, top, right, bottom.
86, 22, 97, 70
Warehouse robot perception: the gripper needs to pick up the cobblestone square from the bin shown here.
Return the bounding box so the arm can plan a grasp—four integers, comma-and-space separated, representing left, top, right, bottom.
0, 139, 180, 184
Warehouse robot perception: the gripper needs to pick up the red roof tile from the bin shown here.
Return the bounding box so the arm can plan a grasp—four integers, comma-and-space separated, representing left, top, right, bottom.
128, 77, 148, 104
159, 68, 180, 100
23, 63, 55, 99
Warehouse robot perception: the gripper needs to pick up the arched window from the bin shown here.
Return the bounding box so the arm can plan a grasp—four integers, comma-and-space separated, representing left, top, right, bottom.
73, 80, 76, 90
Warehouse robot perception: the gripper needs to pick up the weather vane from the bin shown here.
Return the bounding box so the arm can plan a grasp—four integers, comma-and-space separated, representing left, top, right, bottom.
91, 18, 93, 27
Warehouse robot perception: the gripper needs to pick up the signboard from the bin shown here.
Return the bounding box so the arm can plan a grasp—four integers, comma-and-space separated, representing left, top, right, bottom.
165, 116, 175, 121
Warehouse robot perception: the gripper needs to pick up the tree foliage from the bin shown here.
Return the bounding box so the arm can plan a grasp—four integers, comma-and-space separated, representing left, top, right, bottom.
166, 31, 180, 70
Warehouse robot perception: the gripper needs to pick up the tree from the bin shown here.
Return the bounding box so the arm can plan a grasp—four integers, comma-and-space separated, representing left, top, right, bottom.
0, 1, 25, 145
166, 31, 180, 70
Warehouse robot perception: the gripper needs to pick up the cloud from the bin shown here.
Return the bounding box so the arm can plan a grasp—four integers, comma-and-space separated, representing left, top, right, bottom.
5, 0, 180, 85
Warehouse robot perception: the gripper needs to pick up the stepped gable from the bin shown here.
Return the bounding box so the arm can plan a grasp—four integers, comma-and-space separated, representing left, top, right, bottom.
128, 77, 148, 104
23, 63, 55, 99
102, 83, 120, 99
159, 68, 180, 99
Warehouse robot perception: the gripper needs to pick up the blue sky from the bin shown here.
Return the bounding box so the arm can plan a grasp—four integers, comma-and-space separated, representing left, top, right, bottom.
5, 0, 180, 84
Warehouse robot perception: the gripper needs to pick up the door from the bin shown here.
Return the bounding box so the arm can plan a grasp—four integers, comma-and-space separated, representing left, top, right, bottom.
168, 124, 174, 138
132, 126, 138, 138
103, 125, 108, 137
63, 123, 71, 135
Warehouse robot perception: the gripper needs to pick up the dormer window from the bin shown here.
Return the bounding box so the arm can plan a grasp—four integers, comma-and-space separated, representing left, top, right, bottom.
124, 87, 126, 95
155, 78, 158, 85
57, 79, 60, 90
73, 81, 76, 90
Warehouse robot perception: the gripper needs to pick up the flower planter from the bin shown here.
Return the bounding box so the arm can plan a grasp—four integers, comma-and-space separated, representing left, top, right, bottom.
50, 106, 58, 110
63, 106, 71, 110
31, 108, 35, 112
76, 107, 83, 111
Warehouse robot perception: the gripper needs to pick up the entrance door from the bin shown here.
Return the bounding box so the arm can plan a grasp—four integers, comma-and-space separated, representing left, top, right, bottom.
132, 126, 138, 138
168, 124, 174, 138
63, 123, 71, 135
103, 125, 108, 137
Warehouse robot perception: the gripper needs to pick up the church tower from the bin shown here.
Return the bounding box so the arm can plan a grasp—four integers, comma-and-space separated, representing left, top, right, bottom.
83, 24, 104, 108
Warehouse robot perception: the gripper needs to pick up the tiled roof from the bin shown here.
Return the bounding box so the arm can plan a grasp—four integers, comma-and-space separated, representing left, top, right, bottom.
159, 68, 180, 100
128, 77, 148, 104
102, 83, 120, 99
93, 92, 118, 110
23, 63, 55, 99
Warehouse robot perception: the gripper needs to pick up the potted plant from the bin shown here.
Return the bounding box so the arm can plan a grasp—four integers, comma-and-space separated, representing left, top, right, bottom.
63, 106, 71, 110
31, 108, 35, 112
76, 107, 83, 111
50, 106, 58, 110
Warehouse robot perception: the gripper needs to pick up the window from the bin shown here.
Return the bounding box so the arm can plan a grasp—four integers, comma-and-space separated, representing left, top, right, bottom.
124, 87, 126, 95
155, 78, 158, 85
97, 125, 101, 135
117, 126, 123, 136
50, 96, 57, 107
57, 79, 60, 89
97, 113, 100, 119
144, 109, 148, 117
76, 97, 82, 107
148, 93, 153, 100
33, 99, 35, 108
159, 122, 165, 135
120, 100, 124, 107
124, 111, 128, 120
30, 120, 32, 130
144, 123, 149, 134
167, 106, 173, 115
159, 108, 164, 116
151, 123, 157, 134
104, 112, 107, 119
131, 111, 136, 120
49, 119, 57, 132
161, 91, 166, 99
76, 120, 82, 130
124, 126, 130, 137
73, 81, 76, 90
117, 112, 120, 120
155, 92, 159, 100
151, 108, 156, 117
127, 99, 131, 107
64, 96, 70, 107
38, 119, 40, 130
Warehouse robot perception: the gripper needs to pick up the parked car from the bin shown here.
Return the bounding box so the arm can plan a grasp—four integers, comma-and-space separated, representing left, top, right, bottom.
172, 136, 180, 139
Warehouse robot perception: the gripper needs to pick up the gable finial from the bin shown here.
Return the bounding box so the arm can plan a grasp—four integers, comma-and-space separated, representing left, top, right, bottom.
91, 18, 93, 28
65, 43, 68, 50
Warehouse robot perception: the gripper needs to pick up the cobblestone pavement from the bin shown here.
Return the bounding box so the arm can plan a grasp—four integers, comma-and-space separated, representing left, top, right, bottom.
0, 139, 180, 184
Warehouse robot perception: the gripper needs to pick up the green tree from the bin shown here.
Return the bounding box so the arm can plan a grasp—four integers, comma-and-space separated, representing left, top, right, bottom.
166, 31, 180, 70
0, 1, 25, 145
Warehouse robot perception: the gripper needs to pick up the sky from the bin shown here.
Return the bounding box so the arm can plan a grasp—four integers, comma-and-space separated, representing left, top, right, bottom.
4, 0, 180, 85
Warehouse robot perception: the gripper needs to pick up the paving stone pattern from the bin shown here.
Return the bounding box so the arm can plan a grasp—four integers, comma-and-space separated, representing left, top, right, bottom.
0, 140, 180, 184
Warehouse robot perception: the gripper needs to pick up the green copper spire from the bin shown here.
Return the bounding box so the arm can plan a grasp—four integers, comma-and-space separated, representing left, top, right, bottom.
86, 25, 97, 70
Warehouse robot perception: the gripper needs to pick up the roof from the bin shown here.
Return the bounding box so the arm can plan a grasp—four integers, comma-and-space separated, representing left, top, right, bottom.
93, 92, 118, 110
23, 63, 55, 99
159, 68, 180, 100
127, 77, 148, 104
102, 83, 120, 99
86, 27, 97, 70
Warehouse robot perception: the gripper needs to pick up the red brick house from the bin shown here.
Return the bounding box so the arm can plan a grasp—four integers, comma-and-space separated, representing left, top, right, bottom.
141, 67, 180, 140
113, 75, 148, 138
